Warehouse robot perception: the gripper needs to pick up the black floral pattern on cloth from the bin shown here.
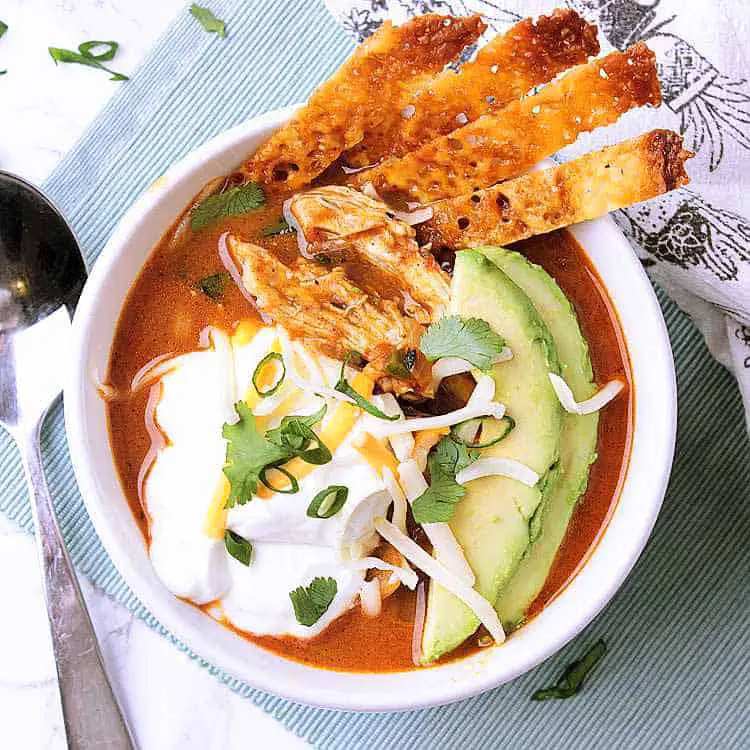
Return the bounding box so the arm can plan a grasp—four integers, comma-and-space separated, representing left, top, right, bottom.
324, 0, 750, 420
616, 191, 750, 284
570, 0, 750, 173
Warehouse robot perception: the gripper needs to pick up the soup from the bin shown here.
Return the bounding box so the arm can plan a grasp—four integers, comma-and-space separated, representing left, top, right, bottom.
107, 195, 631, 671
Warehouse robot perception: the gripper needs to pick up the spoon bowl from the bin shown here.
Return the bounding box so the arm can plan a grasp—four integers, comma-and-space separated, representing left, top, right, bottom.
0, 173, 84, 429
0, 171, 134, 749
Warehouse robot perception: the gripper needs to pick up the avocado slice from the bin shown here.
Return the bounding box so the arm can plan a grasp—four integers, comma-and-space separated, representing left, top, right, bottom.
485, 247, 599, 630
420, 249, 564, 663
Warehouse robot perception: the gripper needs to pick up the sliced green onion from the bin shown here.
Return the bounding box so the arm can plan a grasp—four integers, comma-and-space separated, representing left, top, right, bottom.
532, 639, 607, 700
252, 351, 286, 397
451, 415, 515, 449
385, 348, 417, 379
265, 407, 332, 465
261, 217, 294, 236
224, 529, 253, 566
259, 465, 299, 494
307, 485, 348, 519
334, 352, 399, 421
282, 420, 331, 464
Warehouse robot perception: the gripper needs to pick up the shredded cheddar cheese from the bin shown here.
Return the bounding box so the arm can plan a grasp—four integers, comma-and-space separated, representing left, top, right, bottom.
353, 432, 400, 479
204, 473, 230, 539
232, 319, 262, 347
412, 427, 450, 471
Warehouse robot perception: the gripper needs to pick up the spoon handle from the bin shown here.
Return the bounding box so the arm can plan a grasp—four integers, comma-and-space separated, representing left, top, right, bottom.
19, 420, 135, 750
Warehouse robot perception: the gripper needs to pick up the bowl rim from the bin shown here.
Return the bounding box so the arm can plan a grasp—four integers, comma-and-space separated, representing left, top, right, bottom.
65, 105, 677, 711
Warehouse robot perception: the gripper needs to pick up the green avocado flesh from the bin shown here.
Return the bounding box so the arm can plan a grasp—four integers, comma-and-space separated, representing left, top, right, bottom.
420, 247, 600, 663
483, 247, 599, 631
420, 248, 564, 663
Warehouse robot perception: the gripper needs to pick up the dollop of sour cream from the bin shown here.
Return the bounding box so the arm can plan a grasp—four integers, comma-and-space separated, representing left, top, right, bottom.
144, 323, 390, 638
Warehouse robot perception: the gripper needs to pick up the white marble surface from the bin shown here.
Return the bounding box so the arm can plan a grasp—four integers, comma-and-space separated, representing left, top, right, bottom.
1, 1, 305, 748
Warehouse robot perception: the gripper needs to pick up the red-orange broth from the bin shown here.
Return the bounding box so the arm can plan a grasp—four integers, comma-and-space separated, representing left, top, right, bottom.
107, 191, 632, 673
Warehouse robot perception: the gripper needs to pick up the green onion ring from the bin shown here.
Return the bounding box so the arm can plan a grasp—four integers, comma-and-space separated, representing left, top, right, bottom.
306, 485, 348, 519
252, 351, 286, 397
259, 465, 299, 494
450, 415, 516, 449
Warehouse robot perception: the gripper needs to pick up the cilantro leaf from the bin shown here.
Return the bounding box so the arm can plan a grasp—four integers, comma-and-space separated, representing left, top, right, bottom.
412, 437, 479, 523
532, 639, 607, 701
0, 21, 8, 39
261, 217, 294, 237
420, 315, 505, 372
265, 404, 331, 464
191, 182, 265, 230
189, 4, 227, 37
195, 271, 229, 301
334, 352, 399, 421
290, 576, 338, 627
224, 529, 253, 566
434, 436, 479, 474
222, 402, 291, 507
49, 41, 128, 81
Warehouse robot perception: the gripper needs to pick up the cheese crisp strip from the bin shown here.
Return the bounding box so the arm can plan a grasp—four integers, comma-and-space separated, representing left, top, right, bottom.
345, 9, 599, 166
239, 14, 485, 191
417, 130, 692, 249
351, 42, 662, 204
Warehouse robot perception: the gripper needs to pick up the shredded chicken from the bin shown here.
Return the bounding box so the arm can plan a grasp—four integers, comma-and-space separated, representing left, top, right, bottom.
230, 184, 452, 399
287, 186, 450, 325
230, 235, 422, 362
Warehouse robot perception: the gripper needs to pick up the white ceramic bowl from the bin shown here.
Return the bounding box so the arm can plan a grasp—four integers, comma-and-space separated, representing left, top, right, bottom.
65, 106, 676, 711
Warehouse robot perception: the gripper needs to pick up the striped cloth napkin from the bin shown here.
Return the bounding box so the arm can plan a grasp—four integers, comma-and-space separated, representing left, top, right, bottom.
0, 1, 747, 748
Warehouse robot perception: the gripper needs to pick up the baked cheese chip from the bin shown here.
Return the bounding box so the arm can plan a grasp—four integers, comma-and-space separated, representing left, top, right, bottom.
352, 42, 662, 204
345, 9, 599, 166
417, 130, 692, 249
240, 14, 485, 191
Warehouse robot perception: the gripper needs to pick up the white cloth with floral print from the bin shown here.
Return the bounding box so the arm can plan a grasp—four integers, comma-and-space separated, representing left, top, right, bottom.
325, 0, 750, 424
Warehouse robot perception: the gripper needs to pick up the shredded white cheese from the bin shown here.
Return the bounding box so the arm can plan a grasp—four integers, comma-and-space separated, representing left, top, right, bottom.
375, 393, 414, 462
456, 458, 540, 487
282, 197, 314, 259
375, 518, 505, 644
548, 373, 625, 415
430, 357, 474, 390
276, 329, 357, 405
346, 557, 418, 590
390, 205, 434, 226
382, 467, 408, 534
359, 579, 382, 617
131, 328, 233, 393
371, 400, 505, 438
340, 162, 377, 175
468, 373, 496, 404
431, 353, 513, 392
397, 460, 475, 586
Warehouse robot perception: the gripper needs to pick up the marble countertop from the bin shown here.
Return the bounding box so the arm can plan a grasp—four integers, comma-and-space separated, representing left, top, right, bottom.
0, 1, 303, 747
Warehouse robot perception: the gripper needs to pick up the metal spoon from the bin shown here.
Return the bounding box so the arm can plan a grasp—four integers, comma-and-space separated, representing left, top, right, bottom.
0, 171, 135, 749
